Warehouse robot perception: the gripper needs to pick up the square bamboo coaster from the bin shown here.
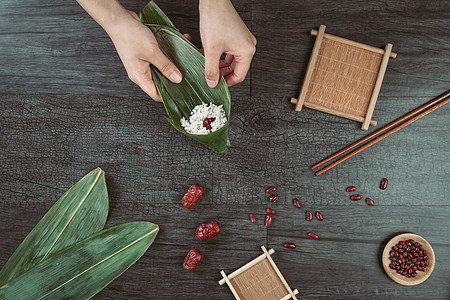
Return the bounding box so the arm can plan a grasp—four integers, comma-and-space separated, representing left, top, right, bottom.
291, 25, 397, 130
219, 246, 299, 300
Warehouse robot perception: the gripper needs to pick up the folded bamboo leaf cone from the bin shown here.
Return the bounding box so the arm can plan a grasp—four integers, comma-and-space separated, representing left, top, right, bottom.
140, 1, 231, 155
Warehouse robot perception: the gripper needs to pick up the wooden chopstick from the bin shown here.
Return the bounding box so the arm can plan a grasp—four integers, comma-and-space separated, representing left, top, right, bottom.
312, 90, 450, 176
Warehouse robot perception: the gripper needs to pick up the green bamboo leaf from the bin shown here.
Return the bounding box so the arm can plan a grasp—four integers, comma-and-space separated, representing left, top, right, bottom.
140, 1, 231, 156
0, 168, 108, 286
0, 222, 159, 299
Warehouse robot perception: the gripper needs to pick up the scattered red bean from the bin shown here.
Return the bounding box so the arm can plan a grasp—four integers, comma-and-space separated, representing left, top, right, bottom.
265, 214, 273, 227
388, 239, 429, 278
183, 249, 203, 271
350, 194, 362, 201
265, 186, 277, 194
203, 117, 216, 130
346, 186, 357, 192
266, 208, 276, 215
182, 184, 205, 209
307, 232, 319, 239
380, 178, 388, 190
268, 195, 278, 202
283, 242, 296, 249
306, 211, 313, 221
315, 211, 324, 221
365, 198, 375, 206
293, 198, 302, 209
196, 221, 221, 240
249, 213, 256, 223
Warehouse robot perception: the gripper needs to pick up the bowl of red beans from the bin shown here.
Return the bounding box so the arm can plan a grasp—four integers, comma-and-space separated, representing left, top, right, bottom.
382, 233, 435, 286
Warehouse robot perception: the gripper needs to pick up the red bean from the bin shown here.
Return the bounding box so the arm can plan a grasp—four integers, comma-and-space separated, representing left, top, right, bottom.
365, 198, 375, 206
390, 239, 429, 278
306, 211, 313, 221
315, 211, 324, 221
350, 194, 362, 201
346, 186, 357, 192
380, 178, 388, 190
265, 186, 277, 194
293, 198, 302, 209
265, 214, 273, 227
283, 242, 296, 249
307, 232, 319, 239
268, 195, 278, 202
249, 213, 256, 223
266, 208, 276, 215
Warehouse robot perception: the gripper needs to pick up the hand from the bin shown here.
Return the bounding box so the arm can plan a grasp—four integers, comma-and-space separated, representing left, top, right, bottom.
199, 0, 257, 88
105, 9, 183, 101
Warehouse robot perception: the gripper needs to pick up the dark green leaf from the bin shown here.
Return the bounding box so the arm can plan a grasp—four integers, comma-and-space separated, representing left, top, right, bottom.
0, 222, 159, 299
140, 1, 231, 155
0, 168, 109, 286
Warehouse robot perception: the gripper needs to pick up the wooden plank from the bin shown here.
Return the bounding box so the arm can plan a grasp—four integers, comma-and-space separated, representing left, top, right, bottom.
220, 270, 241, 300
291, 98, 378, 126
361, 43, 393, 130
311, 30, 397, 58
294, 25, 326, 111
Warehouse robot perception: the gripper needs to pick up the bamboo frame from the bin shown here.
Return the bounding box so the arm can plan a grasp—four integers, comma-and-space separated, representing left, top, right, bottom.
292, 25, 396, 130
219, 246, 299, 300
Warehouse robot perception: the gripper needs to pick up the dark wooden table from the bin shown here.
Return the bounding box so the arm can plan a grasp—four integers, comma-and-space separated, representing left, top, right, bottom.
1, 0, 449, 299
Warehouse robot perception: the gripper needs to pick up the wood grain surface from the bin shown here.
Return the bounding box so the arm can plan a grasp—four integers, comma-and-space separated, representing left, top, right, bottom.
0, 0, 449, 299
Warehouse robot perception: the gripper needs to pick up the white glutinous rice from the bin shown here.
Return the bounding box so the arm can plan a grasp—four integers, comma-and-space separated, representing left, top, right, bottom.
180, 103, 227, 135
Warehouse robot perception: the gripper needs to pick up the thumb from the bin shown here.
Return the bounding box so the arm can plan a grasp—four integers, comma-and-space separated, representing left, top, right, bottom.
151, 49, 183, 84
204, 47, 222, 88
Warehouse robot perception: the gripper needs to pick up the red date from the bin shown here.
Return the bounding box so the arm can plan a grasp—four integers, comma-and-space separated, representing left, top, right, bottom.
346, 186, 357, 192
283, 242, 296, 249
268, 195, 278, 202
249, 213, 256, 223
265, 214, 273, 227
315, 211, 324, 221
196, 221, 221, 240
293, 198, 302, 209
350, 194, 362, 201
265, 186, 277, 194
380, 178, 388, 190
365, 198, 375, 206
307, 232, 319, 239
266, 208, 276, 215
183, 249, 203, 271
182, 184, 205, 209
306, 211, 313, 221
203, 117, 216, 130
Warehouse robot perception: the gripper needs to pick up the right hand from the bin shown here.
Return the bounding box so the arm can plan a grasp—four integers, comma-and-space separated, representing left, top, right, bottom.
106, 10, 183, 101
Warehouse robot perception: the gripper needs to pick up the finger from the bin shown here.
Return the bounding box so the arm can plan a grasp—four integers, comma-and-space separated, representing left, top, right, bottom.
219, 54, 234, 68
220, 59, 235, 77
224, 54, 252, 87
127, 10, 140, 21
204, 47, 223, 88
132, 65, 162, 102
183, 33, 191, 41
151, 49, 183, 84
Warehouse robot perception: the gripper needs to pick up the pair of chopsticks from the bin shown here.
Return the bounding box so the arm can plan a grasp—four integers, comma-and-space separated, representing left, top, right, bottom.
312, 90, 450, 176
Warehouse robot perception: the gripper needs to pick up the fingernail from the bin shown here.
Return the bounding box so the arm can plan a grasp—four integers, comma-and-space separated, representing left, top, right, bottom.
170, 71, 182, 83
207, 79, 216, 88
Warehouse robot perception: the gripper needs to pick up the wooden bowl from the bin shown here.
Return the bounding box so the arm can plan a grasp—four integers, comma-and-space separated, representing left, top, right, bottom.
382, 233, 435, 286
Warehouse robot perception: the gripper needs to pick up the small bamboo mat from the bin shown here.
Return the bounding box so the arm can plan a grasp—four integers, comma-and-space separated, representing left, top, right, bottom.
309, 38, 382, 117
219, 246, 298, 300
230, 259, 289, 300
291, 25, 396, 130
